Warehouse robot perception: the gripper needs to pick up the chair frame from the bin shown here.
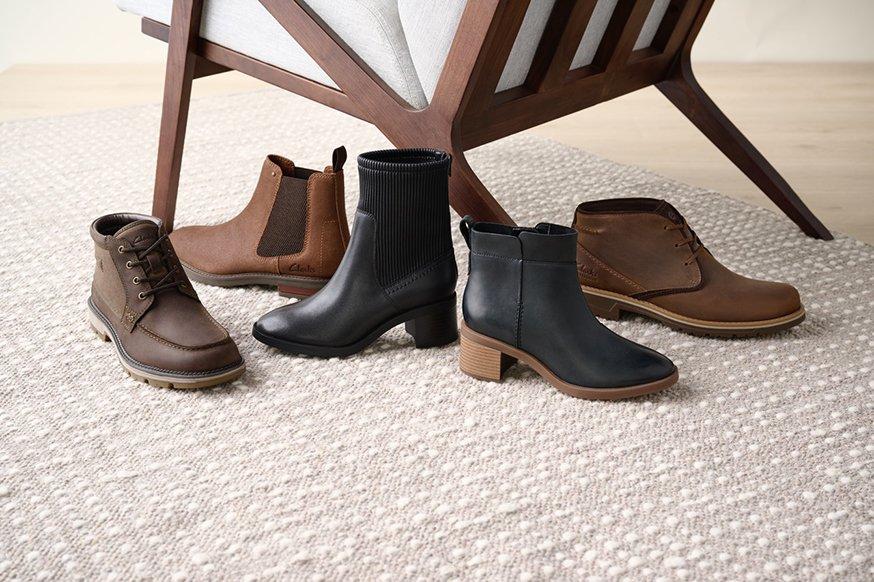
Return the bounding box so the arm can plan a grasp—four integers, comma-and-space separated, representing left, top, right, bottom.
145, 0, 833, 240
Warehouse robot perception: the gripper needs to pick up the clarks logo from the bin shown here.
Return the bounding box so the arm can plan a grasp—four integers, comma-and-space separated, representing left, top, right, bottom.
286, 263, 315, 273
578, 264, 597, 281
578, 226, 601, 235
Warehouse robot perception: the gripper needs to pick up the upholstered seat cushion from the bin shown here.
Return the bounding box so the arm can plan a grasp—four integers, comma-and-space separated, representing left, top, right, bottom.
117, 0, 671, 108
116, 0, 431, 109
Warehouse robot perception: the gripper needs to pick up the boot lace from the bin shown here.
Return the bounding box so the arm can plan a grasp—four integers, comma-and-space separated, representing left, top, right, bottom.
665, 220, 703, 266
119, 234, 184, 298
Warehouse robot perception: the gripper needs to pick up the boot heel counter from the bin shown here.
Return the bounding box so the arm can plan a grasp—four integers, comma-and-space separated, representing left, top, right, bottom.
461, 252, 520, 347
91, 244, 126, 320
320, 171, 350, 275
333, 170, 350, 248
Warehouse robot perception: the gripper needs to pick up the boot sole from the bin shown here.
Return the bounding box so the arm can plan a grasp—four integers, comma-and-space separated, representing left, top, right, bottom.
88, 299, 246, 389
581, 286, 805, 338
181, 261, 328, 299
252, 294, 458, 357
459, 322, 678, 400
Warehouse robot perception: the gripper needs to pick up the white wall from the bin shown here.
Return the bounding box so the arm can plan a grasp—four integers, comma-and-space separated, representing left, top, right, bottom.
2, 0, 873, 71
0, 1, 166, 70
693, 0, 874, 62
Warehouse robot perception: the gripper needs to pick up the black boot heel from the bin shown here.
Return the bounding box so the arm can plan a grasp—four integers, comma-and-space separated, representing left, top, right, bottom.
405, 295, 459, 348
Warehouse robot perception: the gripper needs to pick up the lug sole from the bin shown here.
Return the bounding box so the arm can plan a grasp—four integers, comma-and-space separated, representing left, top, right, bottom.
459, 322, 678, 400
181, 261, 328, 299
581, 285, 806, 338
253, 294, 458, 357
88, 300, 245, 389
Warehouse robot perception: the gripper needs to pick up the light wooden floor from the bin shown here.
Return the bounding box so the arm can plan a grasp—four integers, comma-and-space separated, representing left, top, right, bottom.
1, 63, 872, 242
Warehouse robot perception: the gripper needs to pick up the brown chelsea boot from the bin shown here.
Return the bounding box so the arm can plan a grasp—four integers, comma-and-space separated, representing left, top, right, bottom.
88, 214, 245, 388
169, 147, 351, 298
572, 198, 805, 337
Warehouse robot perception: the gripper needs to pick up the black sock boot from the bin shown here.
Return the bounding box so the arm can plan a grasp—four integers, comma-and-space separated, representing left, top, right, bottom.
253, 149, 458, 356
458, 217, 678, 399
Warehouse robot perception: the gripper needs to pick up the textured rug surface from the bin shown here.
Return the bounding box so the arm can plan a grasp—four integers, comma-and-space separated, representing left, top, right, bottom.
0, 90, 872, 581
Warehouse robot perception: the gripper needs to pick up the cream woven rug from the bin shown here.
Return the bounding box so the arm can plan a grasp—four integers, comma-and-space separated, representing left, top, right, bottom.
1, 90, 872, 581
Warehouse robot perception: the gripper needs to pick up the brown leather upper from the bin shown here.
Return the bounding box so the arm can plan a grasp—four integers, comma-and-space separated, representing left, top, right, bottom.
572, 198, 802, 322
90, 215, 242, 374
170, 154, 349, 280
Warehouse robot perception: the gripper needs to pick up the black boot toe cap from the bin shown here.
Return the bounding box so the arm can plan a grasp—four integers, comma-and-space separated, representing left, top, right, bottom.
253, 306, 295, 343
582, 334, 678, 390
629, 349, 677, 387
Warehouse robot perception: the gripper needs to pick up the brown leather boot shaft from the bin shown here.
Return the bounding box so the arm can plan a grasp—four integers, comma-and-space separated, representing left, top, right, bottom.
572, 198, 803, 330
573, 200, 701, 296
276, 160, 349, 279
169, 150, 350, 288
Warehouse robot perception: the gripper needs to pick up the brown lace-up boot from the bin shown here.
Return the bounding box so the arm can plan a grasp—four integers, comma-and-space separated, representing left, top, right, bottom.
572, 198, 805, 337
88, 213, 245, 388
169, 147, 350, 298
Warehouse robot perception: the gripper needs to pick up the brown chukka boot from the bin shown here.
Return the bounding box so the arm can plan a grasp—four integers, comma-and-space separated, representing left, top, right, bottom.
572, 198, 805, 337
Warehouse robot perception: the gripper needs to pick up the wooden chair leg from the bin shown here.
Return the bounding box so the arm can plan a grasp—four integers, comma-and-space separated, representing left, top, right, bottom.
657, 60, 833, 240
382, 119, 515, 225
447, 146, 514, 225
152, 0, 204, 232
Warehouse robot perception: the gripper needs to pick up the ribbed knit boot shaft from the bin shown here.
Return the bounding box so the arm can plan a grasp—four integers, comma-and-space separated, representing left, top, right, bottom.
357, 149, 453, 289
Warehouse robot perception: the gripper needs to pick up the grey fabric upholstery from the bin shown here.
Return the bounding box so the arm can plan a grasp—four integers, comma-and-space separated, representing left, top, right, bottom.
495, 0, 558, 92
397, 0, 467, 102
116, 0, 672, 108
116, 0, 429, 109
572, 0, 620, 68
635, 0, 672, 51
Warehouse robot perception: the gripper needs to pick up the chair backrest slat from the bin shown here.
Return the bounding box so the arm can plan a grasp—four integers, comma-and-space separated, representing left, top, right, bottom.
526, 0, 600, 92
460, 0, 709, 148
593, 0, 657, 71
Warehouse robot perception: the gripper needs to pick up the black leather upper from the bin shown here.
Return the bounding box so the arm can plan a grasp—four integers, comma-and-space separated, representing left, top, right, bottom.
255, 210, 457, 346
462, 220, 676, 388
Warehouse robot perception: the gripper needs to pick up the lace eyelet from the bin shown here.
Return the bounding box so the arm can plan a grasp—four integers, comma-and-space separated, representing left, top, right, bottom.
125, 261, 133, 269
118, 245, 125, 253
138, 292, 147, 300
132, 277, 140, 285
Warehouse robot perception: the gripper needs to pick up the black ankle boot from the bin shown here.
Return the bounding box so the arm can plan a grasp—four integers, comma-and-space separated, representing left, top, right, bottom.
253, 149, 458, 357
458, 218, 677, 399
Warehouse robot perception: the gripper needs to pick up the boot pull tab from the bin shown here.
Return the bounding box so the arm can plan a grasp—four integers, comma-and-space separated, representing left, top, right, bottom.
459, 215, 475, 248
332, 146, 347, 173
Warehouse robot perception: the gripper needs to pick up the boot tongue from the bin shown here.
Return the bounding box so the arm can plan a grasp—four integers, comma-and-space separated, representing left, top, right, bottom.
117, 220, 169, 278
652, 200, 684, 225
116, 220, 159, 244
